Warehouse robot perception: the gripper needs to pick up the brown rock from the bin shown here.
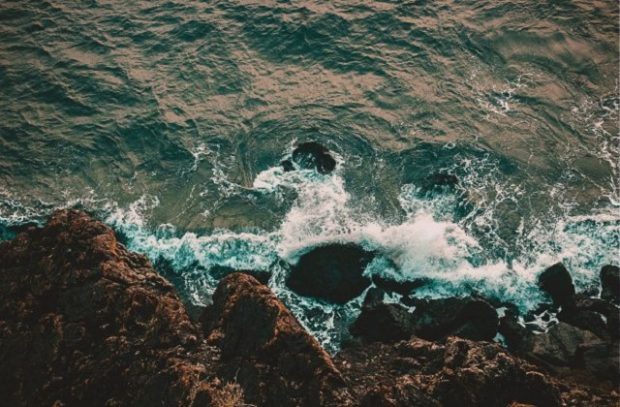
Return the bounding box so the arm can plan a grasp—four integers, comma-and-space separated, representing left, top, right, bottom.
0, 210, 236, 406
335, 336, 562, 407
201, 272, 353, 407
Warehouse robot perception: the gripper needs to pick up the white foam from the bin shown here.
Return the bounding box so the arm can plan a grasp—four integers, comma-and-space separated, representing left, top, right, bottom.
85, 148, 619, 350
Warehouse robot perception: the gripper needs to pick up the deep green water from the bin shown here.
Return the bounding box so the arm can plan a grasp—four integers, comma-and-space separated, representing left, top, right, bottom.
1, 0, 618, 350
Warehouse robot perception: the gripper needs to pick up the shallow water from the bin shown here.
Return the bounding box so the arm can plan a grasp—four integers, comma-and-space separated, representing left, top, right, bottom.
1, 0, 618, 350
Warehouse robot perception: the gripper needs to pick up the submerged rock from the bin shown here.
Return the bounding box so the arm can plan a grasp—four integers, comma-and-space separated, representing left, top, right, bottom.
286, 141, 337, 174
538, 263, 576, 307
286, 243, 374, 304
410, 297, 499, 341
201, 272, 353, 406
600, 264, 620, 305
419, 172, 459, 193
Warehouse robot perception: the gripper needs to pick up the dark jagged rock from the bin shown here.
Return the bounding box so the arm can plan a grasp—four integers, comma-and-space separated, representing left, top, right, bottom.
287, 142, 337, 174
498, 308, 530, 352
600, 265, 620, 305
336, 336, 562, 407
286, 243, 374, 304
362, 286, 386, 308
410, 297, 499, 341
538, 263, 575, 307
560, 294, 620, 339
350, 302, 414, 343
0, 210, 238, 407
371, 275, 428, 296
201, 272, 353, 406
281, 158, 295, 172
558, 308, 610, 340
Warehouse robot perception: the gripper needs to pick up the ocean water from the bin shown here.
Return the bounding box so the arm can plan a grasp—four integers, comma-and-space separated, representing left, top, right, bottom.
1, 0, 618, 350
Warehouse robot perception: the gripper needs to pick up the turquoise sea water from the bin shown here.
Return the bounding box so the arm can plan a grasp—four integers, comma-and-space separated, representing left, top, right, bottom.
1, 0, 618, 350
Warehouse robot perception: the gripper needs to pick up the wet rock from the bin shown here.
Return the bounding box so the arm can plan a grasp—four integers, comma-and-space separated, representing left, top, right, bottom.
286, 243, 374, 304
499, 308, 530, 351
3, 210, 618, 407
280, 158, 295, 172
371, 275, 428, 296
350, 302, 414, 343
538, 263, 575, 307
410, 297, 499, 341
0, 210, 235, 406
362, 286, 386, 308
600, 265, 620, 305
202, 272, 353, 406
335, 336, 562, 407
562, 294, 620, 339
287, 142, 337, 174
558, 308, 609, 340
420, 172, 459, 193
523, 322, 599, 367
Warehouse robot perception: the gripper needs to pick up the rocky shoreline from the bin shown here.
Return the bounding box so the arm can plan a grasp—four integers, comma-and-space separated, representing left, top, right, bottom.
0, 210, 618, 406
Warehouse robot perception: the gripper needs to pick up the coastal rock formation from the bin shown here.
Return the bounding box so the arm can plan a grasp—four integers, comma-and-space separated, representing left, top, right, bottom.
335, 337, 562, 407
350, 302, 414, 343
522, 322, 600, 367
1, 210, 618, 407
0, 210, 237, 406
409, 297, 499, 341
201, 272, 354, 406
286, 243, 374, 304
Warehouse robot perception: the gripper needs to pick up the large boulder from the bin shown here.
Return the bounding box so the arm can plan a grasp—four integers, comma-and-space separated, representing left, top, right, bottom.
538, 263, 575, 307
282, 142, 337, 174
523, 322, 599, 367
600, 265, 620, 305
201, 272, 353, 406
559, 294, 620, 339
0, 210, 237, 406
410, 297, 499, 341
335, 336, 562, 407
350, 302, 414, 343
286, 243, 374, 304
